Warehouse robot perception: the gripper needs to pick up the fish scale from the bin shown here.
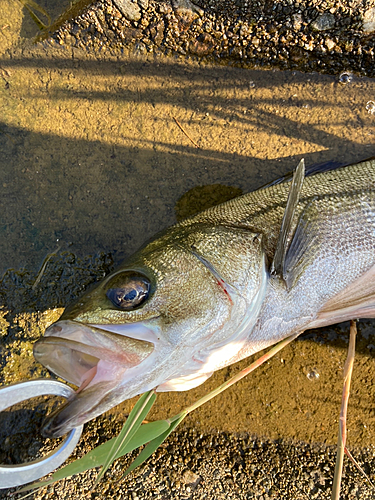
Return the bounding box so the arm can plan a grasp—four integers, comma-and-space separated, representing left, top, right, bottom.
183, 158, 375, 260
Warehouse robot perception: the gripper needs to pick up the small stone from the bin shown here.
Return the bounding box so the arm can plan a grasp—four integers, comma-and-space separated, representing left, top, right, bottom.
113, 0, 141, 21
182, 469, 201, 488
363, 7, 375, 33
133, 41, 147, 55
310, 13, 335, 31
325, 38, 335, 50
172, 0, 203, 30
292, 13, 303, 31
172, 0, 203, 17
366, 101, 375, 115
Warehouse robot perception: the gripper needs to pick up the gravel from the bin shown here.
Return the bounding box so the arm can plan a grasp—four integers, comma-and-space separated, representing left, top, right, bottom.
46, 0, 375, 76
2, 424, 375, 499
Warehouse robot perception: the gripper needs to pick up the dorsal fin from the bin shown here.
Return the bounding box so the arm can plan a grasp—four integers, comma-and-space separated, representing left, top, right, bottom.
271, 159, 305, 278
260, 155, 375, 191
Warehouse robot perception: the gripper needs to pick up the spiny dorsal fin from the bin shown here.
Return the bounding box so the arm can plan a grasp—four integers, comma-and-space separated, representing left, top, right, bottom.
271, 159, 305, 278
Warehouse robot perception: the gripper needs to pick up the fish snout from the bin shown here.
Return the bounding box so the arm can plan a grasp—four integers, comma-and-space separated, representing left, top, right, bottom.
34, 320, 159, 435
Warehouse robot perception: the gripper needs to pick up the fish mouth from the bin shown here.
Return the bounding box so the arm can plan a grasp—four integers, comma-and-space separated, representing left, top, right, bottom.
33, 320, 158, 438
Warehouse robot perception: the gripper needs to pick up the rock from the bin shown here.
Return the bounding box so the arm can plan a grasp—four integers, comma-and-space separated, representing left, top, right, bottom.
310, 13, 335, 31
292, 13, 303, 31
113, 0, 141, 21
172, 0, 204, 17
182, 469, 201, 488
363, 6, 375, 33
325, 38, 335, 50
189, 32, 215, 55
172, 0, 204, 30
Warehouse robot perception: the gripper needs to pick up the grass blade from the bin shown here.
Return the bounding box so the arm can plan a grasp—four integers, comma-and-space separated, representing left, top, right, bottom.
93, 390, 156, 487
331, 320, 356, 500
122, 413, 186, 478
344, 448, 375, 491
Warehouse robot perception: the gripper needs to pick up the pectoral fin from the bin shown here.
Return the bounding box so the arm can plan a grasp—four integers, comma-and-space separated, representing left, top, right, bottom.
282, 200, 320, 290
271, 159, 305, 278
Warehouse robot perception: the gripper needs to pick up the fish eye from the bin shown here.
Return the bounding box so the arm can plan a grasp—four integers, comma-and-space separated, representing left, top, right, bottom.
106, 272, 151, 310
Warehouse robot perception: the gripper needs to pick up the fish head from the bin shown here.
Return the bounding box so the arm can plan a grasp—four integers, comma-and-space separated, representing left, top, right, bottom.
34, 223, 267, 437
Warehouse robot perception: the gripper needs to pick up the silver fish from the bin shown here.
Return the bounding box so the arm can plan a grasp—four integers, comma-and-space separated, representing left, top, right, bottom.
34, 157, 375, 437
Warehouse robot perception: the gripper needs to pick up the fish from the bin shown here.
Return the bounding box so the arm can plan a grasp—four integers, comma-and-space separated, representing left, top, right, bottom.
34, 157, 375, 438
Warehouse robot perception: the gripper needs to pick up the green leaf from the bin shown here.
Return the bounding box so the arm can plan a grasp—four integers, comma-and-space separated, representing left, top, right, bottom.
122, 412, 186, 478
93, 390, 156, 486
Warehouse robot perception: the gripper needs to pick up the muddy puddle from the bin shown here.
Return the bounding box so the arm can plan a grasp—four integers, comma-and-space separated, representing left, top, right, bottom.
1, 1, 375, 498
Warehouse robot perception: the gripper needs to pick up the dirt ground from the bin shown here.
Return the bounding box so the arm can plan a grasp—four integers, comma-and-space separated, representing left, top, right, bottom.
1, 1, 375, 499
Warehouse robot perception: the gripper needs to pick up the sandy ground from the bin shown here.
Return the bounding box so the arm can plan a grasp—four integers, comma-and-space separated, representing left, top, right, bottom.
1, 1, 375, 499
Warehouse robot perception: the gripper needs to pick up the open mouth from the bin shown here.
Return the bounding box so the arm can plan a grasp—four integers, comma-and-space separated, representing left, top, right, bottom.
33, 320, 156, 394
33, 320, 160, 437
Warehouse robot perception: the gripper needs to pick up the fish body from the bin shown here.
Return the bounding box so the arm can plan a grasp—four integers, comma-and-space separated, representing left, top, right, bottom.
34, 158, 375, 437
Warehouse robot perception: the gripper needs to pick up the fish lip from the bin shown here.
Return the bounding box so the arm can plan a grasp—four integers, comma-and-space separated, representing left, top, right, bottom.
33, 320, 160, 437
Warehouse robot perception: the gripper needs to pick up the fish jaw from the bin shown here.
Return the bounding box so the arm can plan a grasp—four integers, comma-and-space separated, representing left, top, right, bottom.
35, 316, 234, 437
33, 320, 164, 437
34, 321, 155, 384
34, 315, 225, 437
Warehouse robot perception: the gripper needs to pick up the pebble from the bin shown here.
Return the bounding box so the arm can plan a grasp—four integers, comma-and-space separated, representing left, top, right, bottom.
363, 7, 375, 33
182, 469, 202, 487
366, 101, 375, 115
113, 0, 141, 21
310, 13, 335, 31
325, 38, 335, 50
50, 0, 375, 77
